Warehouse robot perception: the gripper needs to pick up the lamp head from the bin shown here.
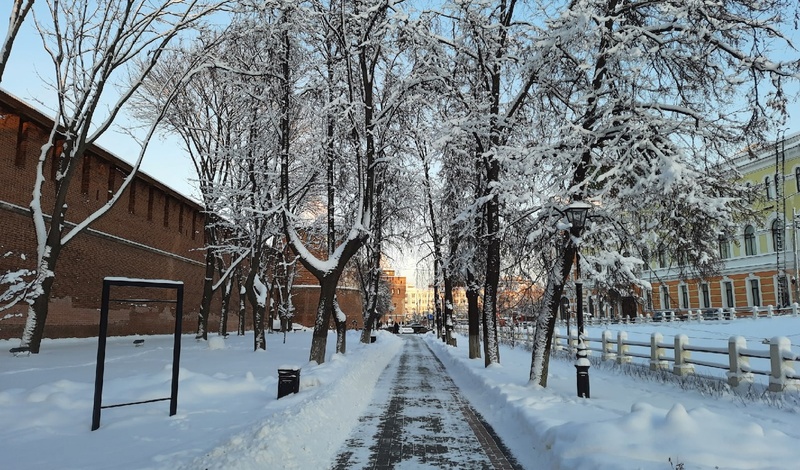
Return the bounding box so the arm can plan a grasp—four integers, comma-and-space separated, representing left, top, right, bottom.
565, 200, 592, 232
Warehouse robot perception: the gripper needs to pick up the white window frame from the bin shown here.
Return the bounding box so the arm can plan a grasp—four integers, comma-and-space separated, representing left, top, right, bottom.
745, 275, 762, 307
660, 285, 671, 310
679, 283, 690, 309
699, 282, 711, 308
744, 225, 757, 256
721, 278, 736, 309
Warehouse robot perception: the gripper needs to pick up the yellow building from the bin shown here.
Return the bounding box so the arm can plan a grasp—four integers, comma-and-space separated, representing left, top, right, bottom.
404, 285, 435, 323
647, 132, 800, 315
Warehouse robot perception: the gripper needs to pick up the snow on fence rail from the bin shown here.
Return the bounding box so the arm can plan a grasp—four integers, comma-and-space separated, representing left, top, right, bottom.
562, 303, 800, 327
478, 321, 800, 393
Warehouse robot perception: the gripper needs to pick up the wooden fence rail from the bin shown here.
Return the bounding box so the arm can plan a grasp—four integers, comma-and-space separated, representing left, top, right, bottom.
481, 323, 800, 393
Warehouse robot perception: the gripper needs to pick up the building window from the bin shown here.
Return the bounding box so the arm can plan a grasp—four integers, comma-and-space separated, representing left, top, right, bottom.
772, 218, 784, 252
107, 165, 116, 201
191, 211, 197, 240
701, 283, 710, 308
81, 154, 91, 195
723, 280, 735, 308
718, 234, 730, 259
15, 120, 30, 167
679, 284, 689, 309
49, 140, 64, 181
163, 196, 170, 227
128, 181, 136, 214
178, 204, 184, 234
744, 225, 756, 256
660, 285, 670, 309
765, 176, 772, 199
749, 279, 761, 307
147, 187, 154, 221
777, 275, 790, 307
795, 167, 800, 193
677, 250, 687, 266
658, 247, 666, 268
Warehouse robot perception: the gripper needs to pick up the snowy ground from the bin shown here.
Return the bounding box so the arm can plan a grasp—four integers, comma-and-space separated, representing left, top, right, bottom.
1, 317, 800, 469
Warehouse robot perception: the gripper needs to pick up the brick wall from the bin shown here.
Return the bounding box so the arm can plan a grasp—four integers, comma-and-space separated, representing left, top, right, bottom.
0, 90, 365, 340
0, 91, 228, 340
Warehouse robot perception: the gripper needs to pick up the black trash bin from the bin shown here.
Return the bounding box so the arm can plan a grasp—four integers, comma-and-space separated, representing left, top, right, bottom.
277, 367, 300, 399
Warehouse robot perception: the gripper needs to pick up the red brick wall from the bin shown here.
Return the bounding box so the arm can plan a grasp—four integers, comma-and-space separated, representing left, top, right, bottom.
0, 91, 365, 340
0, 92, 226, 340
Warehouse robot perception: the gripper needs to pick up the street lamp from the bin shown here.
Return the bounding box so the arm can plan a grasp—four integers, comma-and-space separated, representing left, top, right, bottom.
565, 200, 592, 398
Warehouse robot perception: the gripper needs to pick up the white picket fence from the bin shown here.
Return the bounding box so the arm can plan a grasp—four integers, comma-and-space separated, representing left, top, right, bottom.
487, 322, 800, 393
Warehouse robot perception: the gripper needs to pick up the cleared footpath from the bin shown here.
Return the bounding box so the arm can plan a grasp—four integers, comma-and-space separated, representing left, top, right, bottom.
332, 335, 523, 470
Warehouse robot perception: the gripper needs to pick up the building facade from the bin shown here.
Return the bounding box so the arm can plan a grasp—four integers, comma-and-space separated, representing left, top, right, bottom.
0, 89, 216, 340
647, 132, 800, 315
0, 90, 365, 340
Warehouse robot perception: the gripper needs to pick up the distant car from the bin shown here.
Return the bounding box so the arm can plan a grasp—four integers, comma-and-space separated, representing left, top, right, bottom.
702, 308, 724, 320
400, 325, 415, 334
409, 323, 429, 334
652, 310, 675, 322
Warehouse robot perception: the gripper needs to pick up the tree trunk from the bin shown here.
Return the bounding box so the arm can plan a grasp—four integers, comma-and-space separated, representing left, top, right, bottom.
196, 245, 216, 340
20, 242, 62, 353
334, 297, 346, 354
443, 270, 455, 345
530, 239, 575, 386
360, 264, 382, 344
466, 268, 481, 359
218, 275, 232, 336
309, 277, 337, 364
482, 180, 501, 366
20, 262, 57, 353
237, 276, 246, 336
244, 267, 266, 351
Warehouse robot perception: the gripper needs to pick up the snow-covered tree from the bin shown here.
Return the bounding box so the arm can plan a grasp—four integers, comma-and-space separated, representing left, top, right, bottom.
0, 0, 34, 82
15, 0, 224, 353
134, 35, 245, 341
418, 0, 542, 366
274, 0, 424, 364
524, 0, 800, 386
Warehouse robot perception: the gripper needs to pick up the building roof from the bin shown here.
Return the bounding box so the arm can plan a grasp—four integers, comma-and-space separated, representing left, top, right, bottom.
0, 88, 203, 212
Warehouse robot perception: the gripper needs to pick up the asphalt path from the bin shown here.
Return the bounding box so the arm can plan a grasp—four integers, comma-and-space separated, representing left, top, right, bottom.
332, 335, 521, 469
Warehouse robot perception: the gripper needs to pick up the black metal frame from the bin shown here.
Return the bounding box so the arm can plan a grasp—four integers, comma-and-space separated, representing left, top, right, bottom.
91, 277, 184, 431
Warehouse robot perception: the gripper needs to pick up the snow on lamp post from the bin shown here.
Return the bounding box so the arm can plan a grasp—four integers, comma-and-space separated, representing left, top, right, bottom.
565, 200, 592, 398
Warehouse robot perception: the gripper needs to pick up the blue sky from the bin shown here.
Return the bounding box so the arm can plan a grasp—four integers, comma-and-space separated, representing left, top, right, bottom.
1, 3, 798, 202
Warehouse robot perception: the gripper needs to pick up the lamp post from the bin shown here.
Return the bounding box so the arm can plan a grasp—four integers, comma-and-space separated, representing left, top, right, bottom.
565, 200, 592, 398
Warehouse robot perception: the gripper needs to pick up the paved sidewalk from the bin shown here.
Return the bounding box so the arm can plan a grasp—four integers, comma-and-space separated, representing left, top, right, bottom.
332, 335, 523, 470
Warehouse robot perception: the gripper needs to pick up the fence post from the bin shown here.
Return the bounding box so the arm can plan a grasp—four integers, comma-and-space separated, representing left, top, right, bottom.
582, 333, 591, 358
553, 327, 563, 352
673, 334, 694, 376
616, 331, 631, 364
601, 330, 615, 361
768, 337, 796, 392
752, 306, 758, 319
793, 303, 799, 317
727, 336, 753, 387
650, 332, 669, 370
767, 305, 774, 318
